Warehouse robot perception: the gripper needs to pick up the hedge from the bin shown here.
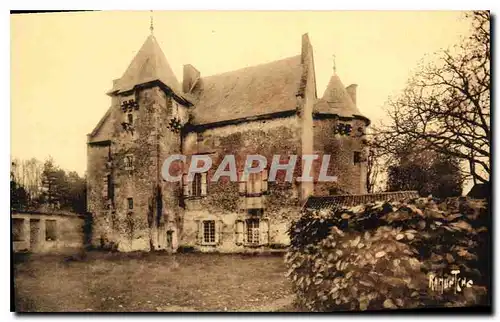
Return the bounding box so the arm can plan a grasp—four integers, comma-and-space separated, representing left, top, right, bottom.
284, 196, 489, 311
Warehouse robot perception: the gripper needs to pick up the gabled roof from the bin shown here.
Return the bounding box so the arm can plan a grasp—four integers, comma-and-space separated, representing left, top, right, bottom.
302, 191, 420, 211
314, 74, 362, 118
88, 106, 112, 139
190, 55, 303, 125
108, 35, 181, 96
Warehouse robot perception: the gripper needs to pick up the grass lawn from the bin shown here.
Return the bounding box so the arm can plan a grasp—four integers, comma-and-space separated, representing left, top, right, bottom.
13, 251, 293, 312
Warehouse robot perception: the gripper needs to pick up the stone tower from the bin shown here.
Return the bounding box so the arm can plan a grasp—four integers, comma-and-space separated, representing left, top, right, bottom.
87, 34, 190, 251
312, 70, 370, 195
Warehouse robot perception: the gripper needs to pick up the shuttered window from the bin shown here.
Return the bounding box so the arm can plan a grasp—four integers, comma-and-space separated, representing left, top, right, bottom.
183, 173, 207, 198
203, 220, 216, 243
246, 219, 260, 245
239, 170, 267, 211
240, 170, 268, 195
235, 218, 270, 247
196, 220, 221, 246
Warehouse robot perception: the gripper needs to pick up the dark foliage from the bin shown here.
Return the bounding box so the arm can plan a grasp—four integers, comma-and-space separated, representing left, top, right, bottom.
285, 197, 489, 311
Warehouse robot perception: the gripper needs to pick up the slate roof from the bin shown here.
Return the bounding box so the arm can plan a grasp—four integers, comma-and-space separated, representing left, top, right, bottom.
103, 33, 368, 127
88, 106, 112, 139
314, 74, 362, 118
189, 55, 303, 125
108, 35, 182, 96
302, 191, 420, 211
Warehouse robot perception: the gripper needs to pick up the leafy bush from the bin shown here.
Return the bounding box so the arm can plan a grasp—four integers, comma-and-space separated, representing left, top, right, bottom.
285, 197, 489, 311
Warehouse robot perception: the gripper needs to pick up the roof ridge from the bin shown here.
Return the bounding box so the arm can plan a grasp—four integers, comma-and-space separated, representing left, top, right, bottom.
310, 191, 420, 199
311, 190, 418, 198
200, 54, 302, 80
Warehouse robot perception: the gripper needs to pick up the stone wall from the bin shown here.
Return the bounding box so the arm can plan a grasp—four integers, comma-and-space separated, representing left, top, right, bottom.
87, 85, 187, 252
180, 116, 303, 251
86, 143, 111, 247
11, 212, 85, 253
312, 117, 368, 195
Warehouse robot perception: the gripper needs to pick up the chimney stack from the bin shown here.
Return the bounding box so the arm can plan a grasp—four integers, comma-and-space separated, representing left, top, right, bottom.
346, 84, 357, 105
182, 64, 200, 94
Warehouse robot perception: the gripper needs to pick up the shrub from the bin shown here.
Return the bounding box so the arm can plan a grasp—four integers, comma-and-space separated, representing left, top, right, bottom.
285, 197, 489, 311
177, 245, 196, 253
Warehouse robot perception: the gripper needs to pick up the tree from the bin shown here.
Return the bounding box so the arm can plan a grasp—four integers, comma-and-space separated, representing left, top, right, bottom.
11, 161, 28, 210
40, 157, 58, 207
22, 158, 44, 204
40, 157, 68, 209
386, 145, 463, 198
66, 171, 87, 214
12, 156, 87, 213
365, 134, 386, 193
377, 11, 490, 184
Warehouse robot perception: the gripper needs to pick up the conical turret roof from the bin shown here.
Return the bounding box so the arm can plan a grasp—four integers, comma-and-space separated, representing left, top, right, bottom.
314, 74, 362, 117
109, 35, 181, 95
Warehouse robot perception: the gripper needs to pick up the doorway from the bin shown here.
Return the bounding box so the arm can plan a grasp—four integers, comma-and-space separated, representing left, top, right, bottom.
166, 230, 173, 250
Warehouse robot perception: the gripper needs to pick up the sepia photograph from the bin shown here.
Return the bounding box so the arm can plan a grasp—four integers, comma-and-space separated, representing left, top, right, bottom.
10, 9, 491, 313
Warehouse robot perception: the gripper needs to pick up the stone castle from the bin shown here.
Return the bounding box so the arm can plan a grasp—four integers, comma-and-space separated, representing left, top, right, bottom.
87, 32, 370, 252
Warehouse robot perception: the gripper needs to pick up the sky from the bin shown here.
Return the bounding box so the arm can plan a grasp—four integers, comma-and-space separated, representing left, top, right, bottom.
11, 11, 473, 176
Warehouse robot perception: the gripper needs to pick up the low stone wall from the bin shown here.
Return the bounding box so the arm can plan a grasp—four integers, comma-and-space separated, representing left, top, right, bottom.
11, 211, 86, 254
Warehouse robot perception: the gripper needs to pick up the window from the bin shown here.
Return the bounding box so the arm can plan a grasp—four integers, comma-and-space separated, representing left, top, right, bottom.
334, 123, 352, 136
203, 220, 216, 244
239, 170, 267, 210
235, 218, 269, 246
127, 198, 134, 210
183, 172, 207, 198
354, 151, 362, 164
197, 220, 218, 245
127, 113, 134, 125
12, 218, 25, 241
240, 170, 267, 196
45, 220, 57, 241
246, 219, 260, 245
247, 173, 261, 195
103, 175, 115, 206
192, 173, 202, 197
124, 155, 134, 170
